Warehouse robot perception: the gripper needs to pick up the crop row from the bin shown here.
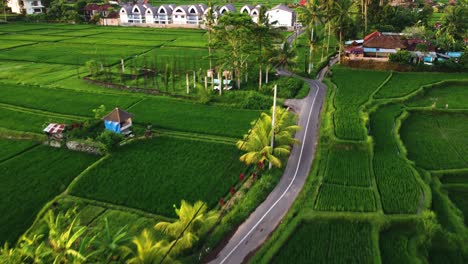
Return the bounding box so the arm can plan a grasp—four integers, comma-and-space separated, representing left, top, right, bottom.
274, 219, 376, 263
323, 143, 372, 187
69, 136, 243, 218
0, 138, 37, 162
400, 112, 468, 170
0, 143, 98, 244
371, 105, 421, 214
315, 184, 376, 212
444, 185, 468, 226
0, 83, 139, 118
331, 67, 389, 140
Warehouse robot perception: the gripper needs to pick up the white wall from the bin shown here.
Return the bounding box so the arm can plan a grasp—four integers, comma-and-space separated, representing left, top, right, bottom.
8, 0, 43, 14
266, 9, 293, 27
172, 12, 187, 24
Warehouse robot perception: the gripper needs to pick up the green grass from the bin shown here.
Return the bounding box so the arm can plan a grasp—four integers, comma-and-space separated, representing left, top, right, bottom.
274, 219, 376, 263
0, 42, 152, 65
60, 37, 167, 47
315, 184, 376, 212
0, 138, 38, 162
400, 112, 468, 170
375, 72, 468, 99
371, 105, 421, 214
0, 83, 141, 118
0, 145, 98, 244
323, 143, 372, 187
130, 97, 260, 138
405, 85, 468, 109
331, 67, 389, 140
69, 137, 244, 218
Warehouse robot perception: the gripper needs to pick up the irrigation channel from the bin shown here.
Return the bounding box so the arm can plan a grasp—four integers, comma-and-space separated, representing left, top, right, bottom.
207, 42, 339, 263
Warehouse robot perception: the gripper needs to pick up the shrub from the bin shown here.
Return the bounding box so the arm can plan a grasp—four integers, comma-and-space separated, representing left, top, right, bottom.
261, 77, 305, 98
389, 50, 412, 64
237, 91, 272, 110
96, 130, 124, 151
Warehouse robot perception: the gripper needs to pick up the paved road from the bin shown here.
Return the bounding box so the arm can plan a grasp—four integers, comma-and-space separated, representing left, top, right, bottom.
207, 59, 337, 264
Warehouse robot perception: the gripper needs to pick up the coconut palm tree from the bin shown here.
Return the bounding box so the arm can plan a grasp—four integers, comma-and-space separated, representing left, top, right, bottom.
155, 200, 218, 255
125, 229, 174, 264
299, 0, 323, 74
269, 41, 298, 70
237, 107, 300, 168
93, 218, 130, 263
45, 210, 91, 264
331, 0, 354, 63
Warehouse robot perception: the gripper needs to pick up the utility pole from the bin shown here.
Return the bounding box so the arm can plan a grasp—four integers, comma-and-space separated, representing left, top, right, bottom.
269, 84, 277, 170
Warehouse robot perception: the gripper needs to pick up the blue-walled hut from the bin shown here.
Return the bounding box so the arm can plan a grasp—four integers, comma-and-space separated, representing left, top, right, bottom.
102, 107, 133, 135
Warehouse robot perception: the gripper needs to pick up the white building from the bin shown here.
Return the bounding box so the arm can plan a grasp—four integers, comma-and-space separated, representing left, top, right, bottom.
172, 5, 204, 25
7, 0, 44, 15
265, 4, 296, 28
240, 4, 261, 23
203, 4, 236, 25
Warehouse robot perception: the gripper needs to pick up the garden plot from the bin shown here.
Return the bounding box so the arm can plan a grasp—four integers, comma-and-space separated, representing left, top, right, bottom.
400, 112, 468, 170
0, 144, 98, 244
69, 137, 243, 218
323, 143, 372, 187
0, 42, 151, 65
375, 72, 468, 99
315, 184, 376, 212
275, 219, 377, 263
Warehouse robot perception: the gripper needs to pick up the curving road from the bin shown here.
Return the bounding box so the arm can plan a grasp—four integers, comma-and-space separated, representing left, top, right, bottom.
207, 59, 338, 264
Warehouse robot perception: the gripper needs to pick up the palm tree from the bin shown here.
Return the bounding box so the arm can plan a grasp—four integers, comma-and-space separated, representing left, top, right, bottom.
125, 229, 174, 264
155, 200, 218, 255
299, 0, 323, 74
93, 218, 130, 263
269, 41, 298, 70
237, 107, 300, 168
331, 0, 354, 63
45, 210, 90, 264
17, 234, 53, 263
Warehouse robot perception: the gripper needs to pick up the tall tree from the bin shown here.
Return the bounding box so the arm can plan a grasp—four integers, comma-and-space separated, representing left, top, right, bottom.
253, 6, 285, 90
125, 230, 173, 264
213, 12, 255, 90
299, 0, 323, 74
331, 0, 354, 63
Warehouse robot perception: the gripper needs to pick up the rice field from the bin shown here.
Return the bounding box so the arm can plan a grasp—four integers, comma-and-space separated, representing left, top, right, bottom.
274, 219, 377, 263
315, 184, 377, 212
69, 137, 243, 218
0, 144, 98, 244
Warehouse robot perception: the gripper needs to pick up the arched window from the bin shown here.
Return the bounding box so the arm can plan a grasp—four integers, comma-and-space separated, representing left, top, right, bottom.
189, 7, 196, 14
159, 8, 165, 14
252, 11, 258, 16
133, 7, 139, 13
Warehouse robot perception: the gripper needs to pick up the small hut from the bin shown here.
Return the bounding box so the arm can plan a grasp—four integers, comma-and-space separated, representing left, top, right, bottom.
102, 107, 133, 135
43, 123, 66, 141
